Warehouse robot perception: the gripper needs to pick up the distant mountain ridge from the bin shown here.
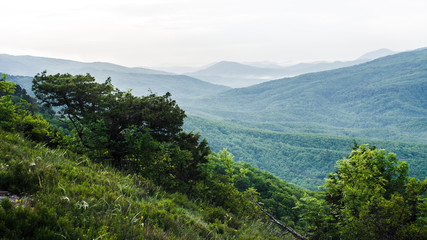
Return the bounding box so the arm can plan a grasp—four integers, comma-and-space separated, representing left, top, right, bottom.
357, 48, 397, 60
191, 61, 274, 76
0, 54, 169, 76
0, 54, 230, 100
186, 49, 398, 87
182, 48, 427, 143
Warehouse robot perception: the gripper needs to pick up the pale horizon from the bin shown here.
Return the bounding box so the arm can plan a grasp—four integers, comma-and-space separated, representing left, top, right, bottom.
1, 0, 427, 68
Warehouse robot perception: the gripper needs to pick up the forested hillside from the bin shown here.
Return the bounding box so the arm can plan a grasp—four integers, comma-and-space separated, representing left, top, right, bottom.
184, 115, 427, 189
182, 48, 427, 143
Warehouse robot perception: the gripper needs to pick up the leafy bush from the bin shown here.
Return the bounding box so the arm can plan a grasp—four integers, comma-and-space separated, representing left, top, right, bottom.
296, 144, 427, 239
0, 198, 61, 239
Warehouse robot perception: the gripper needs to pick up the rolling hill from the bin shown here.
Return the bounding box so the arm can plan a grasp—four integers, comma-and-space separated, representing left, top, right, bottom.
186, 49, 396, 87
0, 54, 230, 100
182, 48, 427, 143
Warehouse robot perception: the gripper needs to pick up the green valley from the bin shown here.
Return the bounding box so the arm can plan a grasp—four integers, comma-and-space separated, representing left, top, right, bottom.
184, 115, 427, 190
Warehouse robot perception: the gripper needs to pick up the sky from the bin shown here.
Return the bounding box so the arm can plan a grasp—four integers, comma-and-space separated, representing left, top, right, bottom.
1, 0, 427, 68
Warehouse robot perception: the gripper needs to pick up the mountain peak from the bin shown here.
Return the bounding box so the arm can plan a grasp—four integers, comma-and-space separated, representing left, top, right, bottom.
191, 61, 268, 75
214, 61, 249, 67
357, 48, 397, 60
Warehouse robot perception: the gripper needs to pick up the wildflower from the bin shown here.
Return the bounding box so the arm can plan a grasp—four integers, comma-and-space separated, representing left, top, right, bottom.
82, 201, 89, 209
75, 200, 89, 209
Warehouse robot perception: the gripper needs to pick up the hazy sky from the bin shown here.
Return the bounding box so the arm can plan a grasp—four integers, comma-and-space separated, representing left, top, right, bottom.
1, 0, 427, 67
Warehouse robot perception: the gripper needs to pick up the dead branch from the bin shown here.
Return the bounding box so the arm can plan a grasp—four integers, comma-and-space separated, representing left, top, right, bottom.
250, 191, 309, 240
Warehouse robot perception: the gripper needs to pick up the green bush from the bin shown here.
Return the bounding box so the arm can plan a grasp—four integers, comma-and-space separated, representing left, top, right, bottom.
0, 198, 61, 239
0, 161, 39, 194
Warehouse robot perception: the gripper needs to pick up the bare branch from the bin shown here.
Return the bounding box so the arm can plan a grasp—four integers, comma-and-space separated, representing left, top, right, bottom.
250, 191, 309, 240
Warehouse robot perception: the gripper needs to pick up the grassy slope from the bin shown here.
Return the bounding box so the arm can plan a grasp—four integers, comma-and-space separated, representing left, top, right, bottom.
0, 130, 294, 240
184, 115, 427, 190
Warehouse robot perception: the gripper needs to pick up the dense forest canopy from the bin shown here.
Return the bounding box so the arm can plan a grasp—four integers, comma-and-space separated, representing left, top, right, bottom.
184, 115, 427, 190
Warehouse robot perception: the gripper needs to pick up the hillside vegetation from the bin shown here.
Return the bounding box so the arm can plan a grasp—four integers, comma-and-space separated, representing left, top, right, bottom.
183, 48, 427, 143
1, 68, 426, 239
0, 73, 312, 239
184, 115, 427, 190
0, 129, 298, 239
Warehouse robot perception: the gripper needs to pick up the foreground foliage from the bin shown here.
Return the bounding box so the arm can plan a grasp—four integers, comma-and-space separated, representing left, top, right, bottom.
295, 144, 427, 239
0, 130, 289, 239
1, 74, 67, 147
